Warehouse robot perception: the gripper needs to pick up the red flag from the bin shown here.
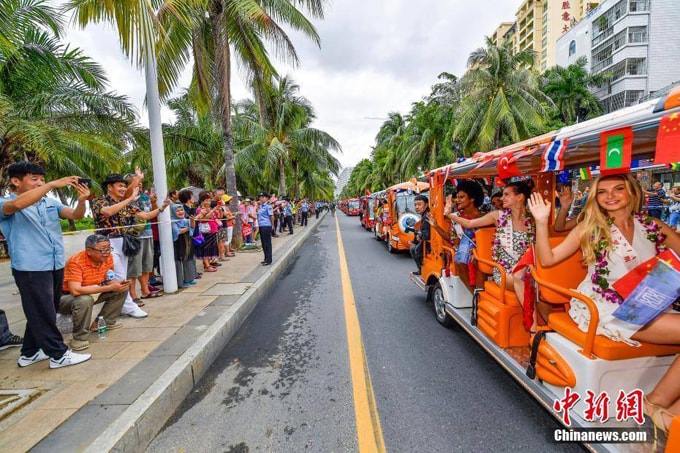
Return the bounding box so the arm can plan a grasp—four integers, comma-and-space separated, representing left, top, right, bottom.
613, 250, 680, 299
655, 112, 680, 165
497, 151, 521, 179
600, 127, 633, 176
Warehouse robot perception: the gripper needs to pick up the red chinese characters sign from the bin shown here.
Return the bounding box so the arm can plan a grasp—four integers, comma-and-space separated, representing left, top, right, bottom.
562, 0, 571, 33
553, 388, 646, 426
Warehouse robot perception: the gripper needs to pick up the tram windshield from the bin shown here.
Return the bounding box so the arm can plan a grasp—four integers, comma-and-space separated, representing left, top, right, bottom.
395, 192, 416, 215
348, 200, 360, 211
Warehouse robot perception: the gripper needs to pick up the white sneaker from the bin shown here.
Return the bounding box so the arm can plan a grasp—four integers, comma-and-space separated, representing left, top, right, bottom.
49, 350, 91, 369
18, 349, 50, 367
122, 306, 148, 318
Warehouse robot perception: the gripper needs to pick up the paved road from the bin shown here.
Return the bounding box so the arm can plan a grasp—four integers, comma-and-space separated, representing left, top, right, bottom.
149, 214, 581, 452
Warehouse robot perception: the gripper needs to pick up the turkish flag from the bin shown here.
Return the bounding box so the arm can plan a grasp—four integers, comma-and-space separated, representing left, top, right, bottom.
655, 112, 680, 165
600, 127, 633, 176
497, 151, 521, 179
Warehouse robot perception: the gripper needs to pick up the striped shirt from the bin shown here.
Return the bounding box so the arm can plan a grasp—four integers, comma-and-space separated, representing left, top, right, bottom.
646, 189, 666, 209
63, 251, 114, 292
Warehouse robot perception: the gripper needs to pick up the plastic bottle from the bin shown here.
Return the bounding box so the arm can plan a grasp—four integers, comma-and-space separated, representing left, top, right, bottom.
97, 316, 107, 340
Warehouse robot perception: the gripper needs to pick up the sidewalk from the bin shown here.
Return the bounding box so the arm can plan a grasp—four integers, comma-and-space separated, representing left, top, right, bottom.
0, 214, 326, 452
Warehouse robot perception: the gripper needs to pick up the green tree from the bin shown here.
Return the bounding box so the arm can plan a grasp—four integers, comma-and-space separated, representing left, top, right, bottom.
453, 37, 553, 154
0, 0, 137, 193
542, 57, 609, 124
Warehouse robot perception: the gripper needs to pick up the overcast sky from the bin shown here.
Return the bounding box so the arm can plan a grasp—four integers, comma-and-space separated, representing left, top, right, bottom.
62, 0, 519, 170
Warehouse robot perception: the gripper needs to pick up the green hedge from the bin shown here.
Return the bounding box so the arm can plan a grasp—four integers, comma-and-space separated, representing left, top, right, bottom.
60, 217, 95, 232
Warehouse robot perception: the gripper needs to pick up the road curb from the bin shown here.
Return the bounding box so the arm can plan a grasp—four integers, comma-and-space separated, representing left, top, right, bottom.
84, 212, 328, 452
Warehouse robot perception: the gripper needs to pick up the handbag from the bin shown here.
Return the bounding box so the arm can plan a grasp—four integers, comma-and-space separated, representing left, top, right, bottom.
122, 233, 141, 256
198, 222, 211, 234
242, 223, 253, 238
192, 234, 205, 246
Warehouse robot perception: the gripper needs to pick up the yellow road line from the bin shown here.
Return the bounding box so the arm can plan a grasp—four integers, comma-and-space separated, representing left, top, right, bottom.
335, 215, 386, 453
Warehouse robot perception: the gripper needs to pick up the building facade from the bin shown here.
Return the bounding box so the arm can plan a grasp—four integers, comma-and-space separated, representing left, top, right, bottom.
334, 167, 354, 199
557, 0, 680, 112
492, 0, 601, 71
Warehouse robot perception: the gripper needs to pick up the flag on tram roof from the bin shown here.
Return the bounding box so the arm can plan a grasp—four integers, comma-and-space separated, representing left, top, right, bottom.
497, 151, 521, 179
540, 139, 567, 172
600, 127, 633, 176
655, 112, 680, 165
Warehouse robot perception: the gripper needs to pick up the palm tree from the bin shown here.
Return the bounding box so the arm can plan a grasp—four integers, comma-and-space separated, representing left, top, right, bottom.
542, 57, 609, 124
235, 75, 340, 197
0, 0, 137, 193
453, 37, 553, 153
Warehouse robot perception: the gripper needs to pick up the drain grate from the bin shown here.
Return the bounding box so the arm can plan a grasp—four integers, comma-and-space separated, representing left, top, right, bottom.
0, 389, 41, 421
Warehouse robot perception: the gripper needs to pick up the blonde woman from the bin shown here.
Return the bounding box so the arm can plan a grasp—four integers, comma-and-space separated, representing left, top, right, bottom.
528, 173, 680, 435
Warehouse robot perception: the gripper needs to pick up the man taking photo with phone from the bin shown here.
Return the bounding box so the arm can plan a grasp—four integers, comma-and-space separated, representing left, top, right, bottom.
0, 161, 92, 368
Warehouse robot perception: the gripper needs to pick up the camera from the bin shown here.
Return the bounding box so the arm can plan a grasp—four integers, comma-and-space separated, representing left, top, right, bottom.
77, 178, 92, 187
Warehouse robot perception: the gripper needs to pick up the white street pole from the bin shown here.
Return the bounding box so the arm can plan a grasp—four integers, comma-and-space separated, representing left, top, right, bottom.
144, 50, 178, 293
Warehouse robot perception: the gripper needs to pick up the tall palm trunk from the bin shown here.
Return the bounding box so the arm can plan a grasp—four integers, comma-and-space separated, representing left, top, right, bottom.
211, 0, 241, 246
293, 160, 300, 198
278, 156, 286, 196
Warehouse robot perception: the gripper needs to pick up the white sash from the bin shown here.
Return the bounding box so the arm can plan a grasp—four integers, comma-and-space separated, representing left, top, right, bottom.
499, 209, 520, 261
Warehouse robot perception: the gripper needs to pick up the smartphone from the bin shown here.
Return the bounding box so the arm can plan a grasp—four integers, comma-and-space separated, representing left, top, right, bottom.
78, 178, 92, 187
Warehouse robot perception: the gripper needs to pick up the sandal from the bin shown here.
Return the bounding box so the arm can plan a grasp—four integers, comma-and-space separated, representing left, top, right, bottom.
645, 395, 667, 418
651, 409, 674, 444
141, 292, 162, 299
133, 298, 145, 307
204, 267, 218, 272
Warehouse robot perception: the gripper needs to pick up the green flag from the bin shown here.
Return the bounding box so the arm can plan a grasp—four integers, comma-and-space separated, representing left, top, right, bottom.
606, 134, 624, 169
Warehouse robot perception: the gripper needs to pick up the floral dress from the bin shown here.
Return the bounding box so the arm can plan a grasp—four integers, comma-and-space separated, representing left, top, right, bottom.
569, 217, 663, 346
492, 209, 534, 286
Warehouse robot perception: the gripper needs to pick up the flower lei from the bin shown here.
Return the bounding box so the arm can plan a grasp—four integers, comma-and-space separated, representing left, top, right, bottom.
492, 209, 535, 272
592, 213, 667, 304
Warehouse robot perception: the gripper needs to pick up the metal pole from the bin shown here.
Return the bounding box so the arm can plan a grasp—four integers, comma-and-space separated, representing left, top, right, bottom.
144, 50, 178, 293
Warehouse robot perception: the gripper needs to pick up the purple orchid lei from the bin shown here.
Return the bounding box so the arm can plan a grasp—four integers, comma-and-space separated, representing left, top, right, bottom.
591, 213, 667, 304
492, 209, 535, 272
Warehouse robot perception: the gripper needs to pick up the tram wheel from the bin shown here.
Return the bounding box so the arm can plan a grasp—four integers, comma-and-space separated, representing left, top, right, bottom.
433, 283, 454, 328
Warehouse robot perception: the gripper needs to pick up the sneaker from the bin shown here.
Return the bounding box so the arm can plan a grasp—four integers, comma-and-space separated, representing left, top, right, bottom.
121, 306, 148, 319
107, 319, 124, 330
70, 339, 90, 351
0, 334, 23, 351
184, 281, 197, 286
49, 350, 91, 369
18, 349, 49, 367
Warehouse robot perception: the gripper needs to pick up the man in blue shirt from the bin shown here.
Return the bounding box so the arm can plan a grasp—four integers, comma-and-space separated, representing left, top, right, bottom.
0, 162, 92, 368
282, 198, 294, 235
257, 192, 274, 266
300, 198, 309, 226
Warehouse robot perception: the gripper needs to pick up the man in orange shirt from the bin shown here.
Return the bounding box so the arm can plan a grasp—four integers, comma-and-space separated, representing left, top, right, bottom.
59, 235, 129, 351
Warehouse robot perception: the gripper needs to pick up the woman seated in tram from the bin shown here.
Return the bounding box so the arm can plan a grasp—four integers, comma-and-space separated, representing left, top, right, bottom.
428, 180, 484, 287
441, 180, 545, 320
528, 173, 680, 435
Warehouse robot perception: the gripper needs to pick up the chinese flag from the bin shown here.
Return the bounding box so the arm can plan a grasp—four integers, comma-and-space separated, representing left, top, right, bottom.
497, 151, 521, 179
655, 112, 680, 165
612, 250, 680, 299
600, 127, 633, 176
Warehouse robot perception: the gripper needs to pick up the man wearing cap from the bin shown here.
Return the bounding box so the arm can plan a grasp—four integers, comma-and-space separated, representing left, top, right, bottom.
257, 192, 274, 265
0, 161, 92, 368
91, 169, 169, 318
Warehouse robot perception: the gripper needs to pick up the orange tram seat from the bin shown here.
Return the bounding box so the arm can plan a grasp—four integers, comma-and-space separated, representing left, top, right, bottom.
472, 228, 529, 348
530, 238, 680, 361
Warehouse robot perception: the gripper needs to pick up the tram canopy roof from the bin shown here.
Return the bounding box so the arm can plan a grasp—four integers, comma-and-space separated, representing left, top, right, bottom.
428, 86, 680, 179
387, 180, 430, 193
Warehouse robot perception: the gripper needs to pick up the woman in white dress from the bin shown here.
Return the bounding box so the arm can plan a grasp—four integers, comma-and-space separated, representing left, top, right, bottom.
528, 173, 680, 436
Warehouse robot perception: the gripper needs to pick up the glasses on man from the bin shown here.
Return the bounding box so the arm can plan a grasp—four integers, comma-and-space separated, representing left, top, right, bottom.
88, 247, 112, 254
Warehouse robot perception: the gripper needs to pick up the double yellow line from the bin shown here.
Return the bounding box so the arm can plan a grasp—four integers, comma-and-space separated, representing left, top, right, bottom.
335, 215, 386, 453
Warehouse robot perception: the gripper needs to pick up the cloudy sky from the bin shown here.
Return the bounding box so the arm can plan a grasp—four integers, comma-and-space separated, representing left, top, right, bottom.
63, 0, 519, 170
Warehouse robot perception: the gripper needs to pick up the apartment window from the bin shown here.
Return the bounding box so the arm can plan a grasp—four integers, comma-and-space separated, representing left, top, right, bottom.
628, 26, 648, 43
629, 1, 649, 12
628, 57, 646, 75
542, 36, 548, 48
569, 40, 576, 56
542, 49, 548, 59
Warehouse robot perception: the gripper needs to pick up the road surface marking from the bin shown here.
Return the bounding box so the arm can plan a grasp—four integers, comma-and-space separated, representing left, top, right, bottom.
335, 215, 386, 453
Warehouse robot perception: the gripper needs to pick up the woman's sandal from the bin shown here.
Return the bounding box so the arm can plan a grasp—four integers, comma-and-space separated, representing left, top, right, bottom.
141, 292, 162, 299
204, 267, 218, 272
133, 298, 145, 307
651, 408, 674, 446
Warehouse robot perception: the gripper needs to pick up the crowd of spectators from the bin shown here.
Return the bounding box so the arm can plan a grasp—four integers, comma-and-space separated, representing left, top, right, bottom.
0, 161, 330, 367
